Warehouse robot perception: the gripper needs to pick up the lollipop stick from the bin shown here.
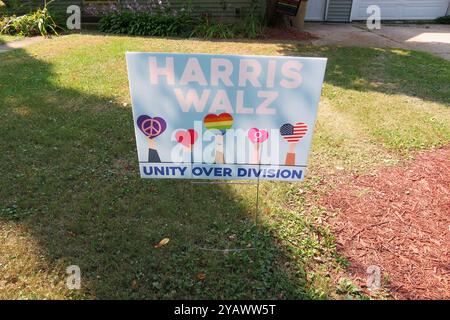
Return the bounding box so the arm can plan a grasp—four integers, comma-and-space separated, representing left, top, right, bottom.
214, 134, 225, 164
252, 143, 261, 164
148, 137, 157, 150
182, 145, 193, 163
284, 143, 296, 166
147, 138, 161, 163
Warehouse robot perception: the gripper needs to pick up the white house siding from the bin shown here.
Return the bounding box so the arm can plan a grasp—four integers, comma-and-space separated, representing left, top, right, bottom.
306, 0, 327, 21
350, 0, 450, 21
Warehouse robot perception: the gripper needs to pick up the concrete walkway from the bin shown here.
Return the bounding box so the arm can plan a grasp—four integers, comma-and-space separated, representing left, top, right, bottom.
305, 23, 450, 61
0, 36, 47, 53
2, 25, 449, 61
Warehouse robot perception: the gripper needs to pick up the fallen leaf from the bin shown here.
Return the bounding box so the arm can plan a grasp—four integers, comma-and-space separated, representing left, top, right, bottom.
197, 273, 206, 281
154, 237, 170, 248
131, 279, 138, 289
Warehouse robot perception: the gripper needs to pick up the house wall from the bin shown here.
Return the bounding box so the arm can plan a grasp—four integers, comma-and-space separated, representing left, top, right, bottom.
327, 0, 353, 22
3, 0, 80, 15
350, 0, 450, 21
306, 0, 449, 22
3, 0, 263, 19
305, 0, 354, 22
305, 0, 327, 21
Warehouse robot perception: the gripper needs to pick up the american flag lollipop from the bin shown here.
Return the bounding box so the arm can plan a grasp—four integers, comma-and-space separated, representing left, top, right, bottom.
279, 122, 308, 166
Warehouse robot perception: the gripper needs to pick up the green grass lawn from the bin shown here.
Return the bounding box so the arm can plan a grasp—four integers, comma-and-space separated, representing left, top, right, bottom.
0, 35, 449, 299
0, 34, 23, 44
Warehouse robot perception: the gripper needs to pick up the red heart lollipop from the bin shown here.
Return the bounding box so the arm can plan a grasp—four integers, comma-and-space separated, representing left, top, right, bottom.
175, 129, 198, 147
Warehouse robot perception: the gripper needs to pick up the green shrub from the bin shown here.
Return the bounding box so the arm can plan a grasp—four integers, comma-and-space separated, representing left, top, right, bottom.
435, 15, 450, 24
0, 1, 59, 37
100, 11, 202, 38
0, 16, 6, 30
1, 0, 38, 16
191, 19, 239, 39
241, 0, 263, 39
100, 10, 263, 39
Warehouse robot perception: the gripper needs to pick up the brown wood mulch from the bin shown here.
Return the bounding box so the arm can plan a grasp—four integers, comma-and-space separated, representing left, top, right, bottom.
262, 27, 318, 41
321, 146, 450, 299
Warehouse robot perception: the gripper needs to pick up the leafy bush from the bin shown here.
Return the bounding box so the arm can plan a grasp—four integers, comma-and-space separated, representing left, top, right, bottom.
0, 1, 59, 37
192, 18, 239, 39
100, 11, 202, 37
100, 10, 263, 39
0, 1, 5, 14
242, 0, 263, 39
1, 0, 40, 16
435, 15, 450, 24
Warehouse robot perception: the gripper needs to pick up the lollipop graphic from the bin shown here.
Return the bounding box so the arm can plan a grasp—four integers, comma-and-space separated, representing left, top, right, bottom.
175, 129, 198, 163
247, 128, 269, 164
203, 113, 233, 164
279, 122, 308, 166
137, 115, 167, 162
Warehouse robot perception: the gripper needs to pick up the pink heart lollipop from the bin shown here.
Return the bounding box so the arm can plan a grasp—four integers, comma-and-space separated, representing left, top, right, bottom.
248, 128, 269, 144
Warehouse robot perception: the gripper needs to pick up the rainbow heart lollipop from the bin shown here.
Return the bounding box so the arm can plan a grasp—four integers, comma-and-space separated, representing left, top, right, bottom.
203, 113, 233, 135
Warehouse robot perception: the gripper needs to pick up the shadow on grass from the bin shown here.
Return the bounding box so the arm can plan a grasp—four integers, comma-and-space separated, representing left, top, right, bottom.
0, 47, 313, 299
3, 35, 447, 299
81, 31, 450, 105
277, 42, 450, 105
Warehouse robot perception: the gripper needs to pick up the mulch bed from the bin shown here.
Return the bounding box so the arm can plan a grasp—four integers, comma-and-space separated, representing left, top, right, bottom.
321, 146, 450, 299
262, 27, 318, 41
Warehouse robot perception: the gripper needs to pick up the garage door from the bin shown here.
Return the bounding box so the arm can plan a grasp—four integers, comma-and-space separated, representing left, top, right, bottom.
306, 0, 353, 21
351, 0, 450, 20
305, 0, 327, 21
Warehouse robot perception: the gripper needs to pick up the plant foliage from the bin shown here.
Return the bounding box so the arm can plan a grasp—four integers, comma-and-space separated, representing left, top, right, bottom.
100, 10, 263, 39
435, 15, 450, 24
100, 11, 201, 38
0, 0, 59, 37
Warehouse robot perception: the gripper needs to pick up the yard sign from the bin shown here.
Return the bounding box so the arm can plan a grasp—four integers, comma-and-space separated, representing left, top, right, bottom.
126, 53, 327, 181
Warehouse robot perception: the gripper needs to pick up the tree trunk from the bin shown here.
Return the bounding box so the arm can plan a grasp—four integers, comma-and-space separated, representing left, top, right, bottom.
291, 0, 308, 31
265, 0, 279, 26
266, 0, 308, 28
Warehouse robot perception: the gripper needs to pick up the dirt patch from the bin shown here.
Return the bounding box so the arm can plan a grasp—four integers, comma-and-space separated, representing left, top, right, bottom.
262, 27, 317, 41
322, 146, 450, 299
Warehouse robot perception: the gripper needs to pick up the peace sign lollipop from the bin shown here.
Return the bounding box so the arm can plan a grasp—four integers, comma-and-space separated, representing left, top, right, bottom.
248, 128, 269, 164
203, 113, 233, 164
279, 122, 308, 166
137, 115, 167, 162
